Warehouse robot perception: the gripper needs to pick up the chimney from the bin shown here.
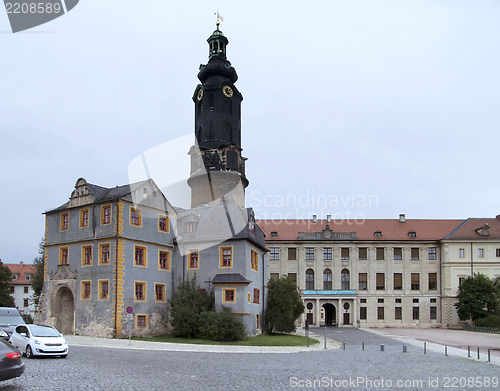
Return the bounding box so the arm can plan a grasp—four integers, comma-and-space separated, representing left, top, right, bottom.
312, 215, 317, 223
327, 214, 332, 223
19, 261, 23, 268
399, 214, 406, 223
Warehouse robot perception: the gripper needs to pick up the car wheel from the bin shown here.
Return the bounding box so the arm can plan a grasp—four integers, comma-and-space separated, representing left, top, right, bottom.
26, 345, 34, 359
60, 354, 67, 358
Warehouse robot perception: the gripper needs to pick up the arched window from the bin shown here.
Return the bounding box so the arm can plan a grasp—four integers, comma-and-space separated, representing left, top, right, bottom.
341, 269, 350, 290
323, 269, 332, 290
305, 269, 314, 290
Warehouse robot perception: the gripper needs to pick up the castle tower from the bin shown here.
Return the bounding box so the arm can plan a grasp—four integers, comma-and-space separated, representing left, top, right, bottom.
187, 23, 248, 208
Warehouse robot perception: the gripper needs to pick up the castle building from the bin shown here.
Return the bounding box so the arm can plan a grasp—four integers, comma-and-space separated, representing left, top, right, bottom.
39, 25, 267, 337
258, 214, 500, 327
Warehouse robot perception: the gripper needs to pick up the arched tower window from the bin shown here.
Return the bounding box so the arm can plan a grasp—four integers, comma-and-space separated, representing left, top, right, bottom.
305, 269, 314, 290
323, 269, 332, 290
341, 269, 350, 290
209, 94, 214, 111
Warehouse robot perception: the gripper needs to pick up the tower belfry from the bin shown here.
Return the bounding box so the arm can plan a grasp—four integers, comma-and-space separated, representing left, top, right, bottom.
188, 23, 248, 208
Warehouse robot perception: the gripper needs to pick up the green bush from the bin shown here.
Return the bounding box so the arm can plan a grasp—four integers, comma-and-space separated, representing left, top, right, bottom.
199, 307, 247, 342
475, 314, 500, 328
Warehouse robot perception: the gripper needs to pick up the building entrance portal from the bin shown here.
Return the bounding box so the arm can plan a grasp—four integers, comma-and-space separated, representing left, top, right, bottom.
55, 287, 75, 335
323, 303, 336, 326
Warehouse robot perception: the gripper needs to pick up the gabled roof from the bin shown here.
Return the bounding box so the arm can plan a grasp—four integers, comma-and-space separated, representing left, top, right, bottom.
256, 218, 463, 241
444, 217, 500, 240
212, 273, 250, 285
4, 262, 35, 285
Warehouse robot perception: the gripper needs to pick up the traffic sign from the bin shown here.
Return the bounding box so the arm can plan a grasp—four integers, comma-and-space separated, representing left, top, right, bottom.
126, 306, 133, 314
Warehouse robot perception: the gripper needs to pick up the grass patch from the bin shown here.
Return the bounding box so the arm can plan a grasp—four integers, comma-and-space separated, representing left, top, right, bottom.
130, 333, 319, 347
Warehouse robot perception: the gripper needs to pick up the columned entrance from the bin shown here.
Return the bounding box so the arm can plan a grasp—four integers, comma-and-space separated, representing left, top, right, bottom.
323, 303, 336, 326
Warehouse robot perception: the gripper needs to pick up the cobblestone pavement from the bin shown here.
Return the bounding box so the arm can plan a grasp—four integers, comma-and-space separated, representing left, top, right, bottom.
0, 330, 498, 390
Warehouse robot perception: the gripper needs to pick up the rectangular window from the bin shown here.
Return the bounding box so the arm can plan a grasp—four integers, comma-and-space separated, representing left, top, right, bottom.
82, 245, 92, 266
428, 273, 437, 290
305, 248, 314, 260
220, 246, 232, 267
410, 248, 419, 260
411, 273, 420, 290
23, 286, 29, 294
358, 248, 368, 260
155, 283, 166, 302
270, 273, 279, 280
99, 280, 109, 300
430, 306, 437, 320
135, 282, 146, 301
428, 247, 437, 260
459, 277, 465, 286
136, 315, 147, 328
60, 247, 69, 265
186, 223, 195, 233
360, 298, 366, 303
376, 273, 385, 290
376, 248, 384, 260
99, 243, 110, 265
23, 299, 29, 308
358, 273, 367, 290
158, 215, 169, 232
496, 249, 500, 258
341, 248, 349, 260
323, 248, 332, 260
288, 273, 297, 284
378, 298, 384, 303
393, 248, 402, 260
223, 288, 235, 303
251, 249, 259, 272
478, 248, 484, 258
159, 250, 170, 270
393, 273, 403, 290
395, 298, 402, 303
188, 250, 199, 269
413, 307, 419, 320
459, 248, 465, 258
430, 298, 437, 303
395, 307, 402, 320
253, 288, 260, 304
10, 286, 14, 294
270, 247, 279, 260
80, 209, 89, 228
101, 205, 111, 225
134, 246, 147, 267
288, 248, 297, 260
81, 281, 91, 300
413, 298, 419, 303
130, 207, 142, 227
360, 307, 367, 320
377, 307, 384, 320
25, 274, 31, 281
60, 212, 69, 231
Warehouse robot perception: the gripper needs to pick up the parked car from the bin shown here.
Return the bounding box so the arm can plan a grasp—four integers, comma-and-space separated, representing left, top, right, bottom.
9, 325, 68, 358
0, 308, 25, 340
0, 339, 25, 381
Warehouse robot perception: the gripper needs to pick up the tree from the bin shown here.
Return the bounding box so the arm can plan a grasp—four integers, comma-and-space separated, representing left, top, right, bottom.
267, 276, 304, 333
169, 276, 215, 338
0, 260, 15, 307
455, 273, 498, 322
32, 239, 45, 308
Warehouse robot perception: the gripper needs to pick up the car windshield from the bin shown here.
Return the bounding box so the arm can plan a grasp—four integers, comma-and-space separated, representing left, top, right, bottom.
29, 326, 61, 337
0, 314, 24, 326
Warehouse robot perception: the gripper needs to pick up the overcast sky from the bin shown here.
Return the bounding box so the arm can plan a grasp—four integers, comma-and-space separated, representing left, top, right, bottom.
1, 0, 499, 264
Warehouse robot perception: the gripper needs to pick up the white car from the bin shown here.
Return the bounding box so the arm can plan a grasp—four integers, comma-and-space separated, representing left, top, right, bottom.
9, 325, 68, 358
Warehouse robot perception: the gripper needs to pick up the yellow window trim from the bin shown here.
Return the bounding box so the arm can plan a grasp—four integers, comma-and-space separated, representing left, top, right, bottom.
154, 283, 166, 303
133, 244, 148, 268
134, 281, 147, 302
80, 280, 91, 301
81, 245, 93, 267
158, 214, 169, 233
219, 246, 233, 268
130, 206, 142, 227
187, 249, 199, 270
247, 292, 251, 304
222, 288, 236, 303
98, 279, 110, 300
100, 204, 112, 226
251, 249, 259, 272
79, 208, 90, 228
136, 314, 149, 328
98, 242, 111, 266
158, 250, 171, 271
59, 246, 69, 265
60, 212, 69, 232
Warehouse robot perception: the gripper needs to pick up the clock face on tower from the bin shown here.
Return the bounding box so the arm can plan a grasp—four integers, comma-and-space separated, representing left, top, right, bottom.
197, 89, 203, 101
222, 85, 233, 98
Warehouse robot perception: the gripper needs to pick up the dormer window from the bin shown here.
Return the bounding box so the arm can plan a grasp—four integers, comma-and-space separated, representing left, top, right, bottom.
186, 223, 196, 234
25, 274, 32, 281
374, 231, 382, 238
476, 224, 490, 236
271, 231, 278, 238
249, 221, 255, 233
408, 231, 417, 238
12, 274, 18, 280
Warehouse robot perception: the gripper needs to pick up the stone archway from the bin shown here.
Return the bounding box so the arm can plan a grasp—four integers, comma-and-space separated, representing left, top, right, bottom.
54, 287, 75, 335
323, 303, 336, 326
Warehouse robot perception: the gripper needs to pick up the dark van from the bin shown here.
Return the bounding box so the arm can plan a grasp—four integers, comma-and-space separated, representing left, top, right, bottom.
0, 308, 25, 340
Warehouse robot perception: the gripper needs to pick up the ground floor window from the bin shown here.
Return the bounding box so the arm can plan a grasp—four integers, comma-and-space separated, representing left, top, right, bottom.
377, 307, 384, 320
430, 306, 437, 320
360, 307, 367, 320
395, 307, 402, 320
223, 288, 235, 303
413, 307, 419, 320
136, 314, 148, 328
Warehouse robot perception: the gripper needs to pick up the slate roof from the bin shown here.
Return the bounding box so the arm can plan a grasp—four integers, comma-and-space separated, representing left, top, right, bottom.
211, 273, 250, 285
444, 217, 500, 240
256, 218, 464, 241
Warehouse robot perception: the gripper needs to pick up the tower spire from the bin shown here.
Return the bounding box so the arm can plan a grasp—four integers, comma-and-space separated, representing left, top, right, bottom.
215, 10, 223, 28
